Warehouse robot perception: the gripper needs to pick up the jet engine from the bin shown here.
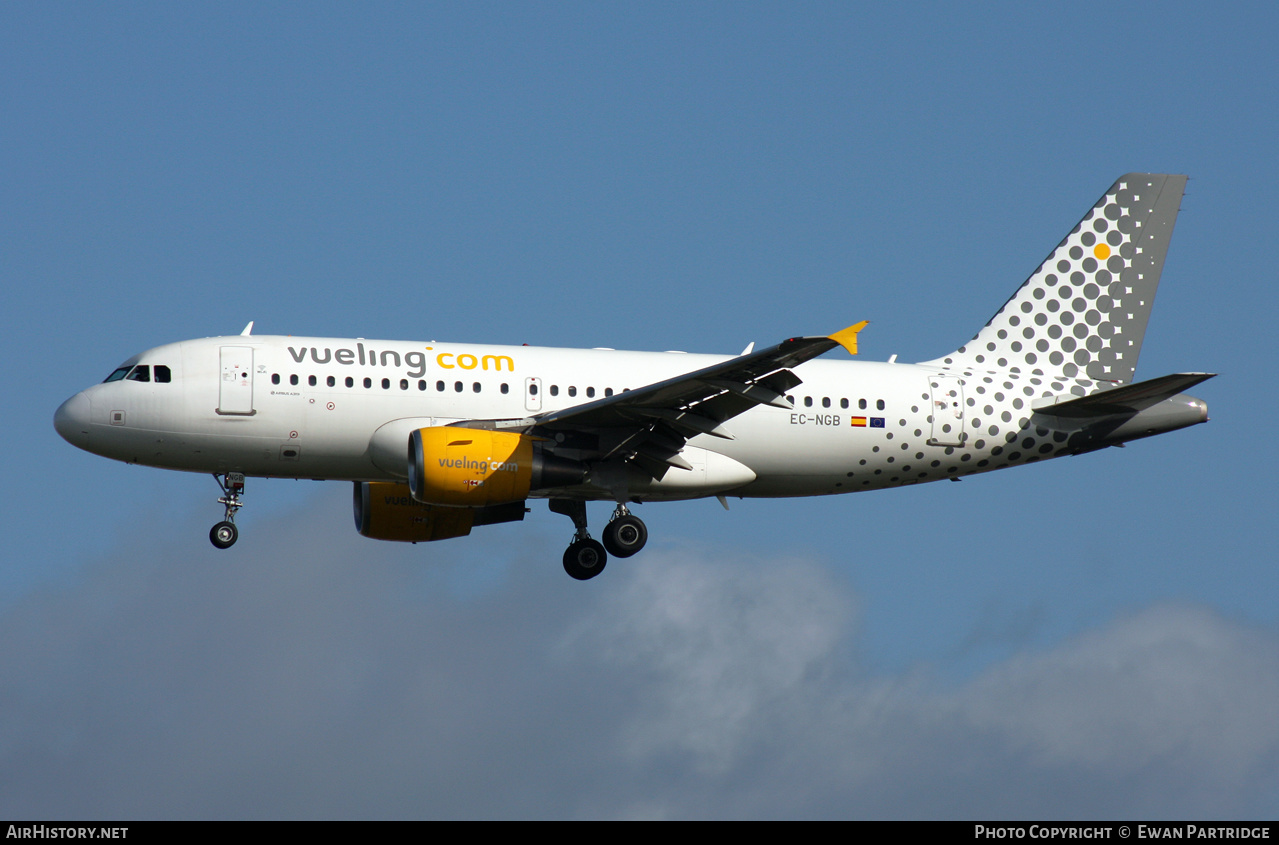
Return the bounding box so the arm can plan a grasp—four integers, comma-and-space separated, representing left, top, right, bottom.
407, 426, 585, 507
353, 481, 525, 542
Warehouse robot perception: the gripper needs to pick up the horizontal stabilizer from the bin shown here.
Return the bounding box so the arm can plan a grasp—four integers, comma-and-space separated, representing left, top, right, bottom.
1032, 373, 1216, 418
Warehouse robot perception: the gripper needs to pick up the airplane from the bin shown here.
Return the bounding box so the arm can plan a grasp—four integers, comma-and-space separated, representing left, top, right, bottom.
54, 173, 1213, 580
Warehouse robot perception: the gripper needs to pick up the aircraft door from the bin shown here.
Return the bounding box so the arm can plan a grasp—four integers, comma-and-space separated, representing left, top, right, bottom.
524, 377, 542, 412
218, 346, 256, 416
928, 374, 965, 446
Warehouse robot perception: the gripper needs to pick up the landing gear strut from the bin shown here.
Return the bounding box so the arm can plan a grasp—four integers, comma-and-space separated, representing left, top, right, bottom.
210, 472, 245, 549
550, 499, 607, 580
549, 500, 648, 579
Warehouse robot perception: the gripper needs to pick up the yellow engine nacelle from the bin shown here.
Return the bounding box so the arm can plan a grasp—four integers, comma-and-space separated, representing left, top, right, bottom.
353, 481, 525, 543
408, 427, 534, 507
407, 426, 586, 507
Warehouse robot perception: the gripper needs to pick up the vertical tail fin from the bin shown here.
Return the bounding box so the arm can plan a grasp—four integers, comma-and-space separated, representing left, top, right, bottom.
926, 174, 1187, 385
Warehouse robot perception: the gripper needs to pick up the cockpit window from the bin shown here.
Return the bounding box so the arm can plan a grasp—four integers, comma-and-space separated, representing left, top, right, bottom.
103, 363, 171, 384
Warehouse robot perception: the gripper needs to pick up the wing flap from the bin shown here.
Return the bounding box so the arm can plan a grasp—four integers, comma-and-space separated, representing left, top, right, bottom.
625, 408, 736, 440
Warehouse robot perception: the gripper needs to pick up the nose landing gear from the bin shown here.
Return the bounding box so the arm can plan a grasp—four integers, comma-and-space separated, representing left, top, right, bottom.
550, 499, 648, 580
209, 472, 245, 549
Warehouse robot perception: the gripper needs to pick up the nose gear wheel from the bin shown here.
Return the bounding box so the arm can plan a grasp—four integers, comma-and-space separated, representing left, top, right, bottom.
210, 521, 238, 549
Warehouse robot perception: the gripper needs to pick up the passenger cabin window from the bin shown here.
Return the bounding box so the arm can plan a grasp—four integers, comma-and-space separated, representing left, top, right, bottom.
290, 374, 299, 386
346, 377, 354, 388
327, 376, 336, 387
308, 375, 317, 387
126, 365, 150, 382
272, 374, 280, 385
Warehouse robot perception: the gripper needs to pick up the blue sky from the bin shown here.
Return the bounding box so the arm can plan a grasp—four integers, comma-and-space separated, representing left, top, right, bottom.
4, 2, 1277, 818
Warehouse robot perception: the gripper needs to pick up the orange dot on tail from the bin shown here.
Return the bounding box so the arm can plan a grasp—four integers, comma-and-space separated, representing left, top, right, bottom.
1094, 243, 1111, 260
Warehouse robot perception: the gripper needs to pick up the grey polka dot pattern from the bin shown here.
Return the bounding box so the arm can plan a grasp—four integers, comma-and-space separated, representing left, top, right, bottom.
925, 174, 1187, 386
802, 174, 1198, 495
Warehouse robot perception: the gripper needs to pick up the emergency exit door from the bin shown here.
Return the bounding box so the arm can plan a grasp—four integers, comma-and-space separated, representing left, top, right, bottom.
928, 374, 965, 446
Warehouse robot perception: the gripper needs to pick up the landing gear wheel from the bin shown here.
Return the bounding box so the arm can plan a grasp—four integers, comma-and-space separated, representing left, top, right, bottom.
602, 514, 648, 558
210, 521, 238, 549
563, 539, 607, 580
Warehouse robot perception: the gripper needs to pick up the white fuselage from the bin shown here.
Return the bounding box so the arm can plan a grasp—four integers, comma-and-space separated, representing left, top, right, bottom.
55, 333, 1146, 503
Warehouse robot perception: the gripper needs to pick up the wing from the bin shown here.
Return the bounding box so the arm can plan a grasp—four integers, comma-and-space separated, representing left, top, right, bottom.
458, 322, 867, 479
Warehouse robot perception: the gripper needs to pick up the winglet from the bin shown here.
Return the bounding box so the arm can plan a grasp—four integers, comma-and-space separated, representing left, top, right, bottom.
827, 321, 869, 355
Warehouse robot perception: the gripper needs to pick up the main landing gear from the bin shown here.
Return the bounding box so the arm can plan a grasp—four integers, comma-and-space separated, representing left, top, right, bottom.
603, 504, 647, 559
209, 472, 245, 549
550, 500, 648, 580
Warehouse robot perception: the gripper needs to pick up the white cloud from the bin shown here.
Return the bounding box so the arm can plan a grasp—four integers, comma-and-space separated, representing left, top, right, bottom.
561, 549, 853, 776
1, 498, 1276, 818
962, 605, 1279, 772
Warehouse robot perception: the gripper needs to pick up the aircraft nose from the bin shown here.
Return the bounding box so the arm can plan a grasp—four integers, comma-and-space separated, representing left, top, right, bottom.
54, 392, 92, 449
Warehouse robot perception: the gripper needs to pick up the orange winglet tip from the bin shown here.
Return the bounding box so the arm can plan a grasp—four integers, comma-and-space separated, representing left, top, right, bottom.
827, 321, 869, 355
